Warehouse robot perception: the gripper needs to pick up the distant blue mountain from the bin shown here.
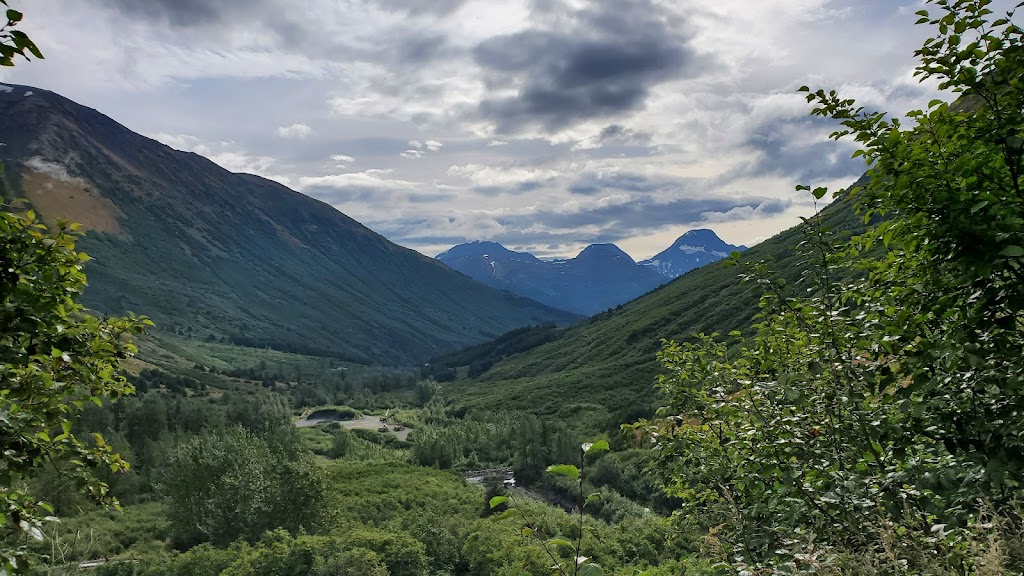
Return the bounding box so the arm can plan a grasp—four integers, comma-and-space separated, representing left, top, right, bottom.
639, 229, 747, 279
437, 241, 667, 316
438, 230, 745, 315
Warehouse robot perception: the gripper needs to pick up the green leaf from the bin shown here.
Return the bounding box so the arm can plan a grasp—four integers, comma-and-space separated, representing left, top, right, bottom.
546, 464, 579, 479
710, 563, 733, 576
547, 538, 574, 549
583, 440, 609, 455
6, 8, 21, 22
586, 492, 602, 505
1000, 246, 1024, 257
24, 39, 42, 60
489, 495, 509, 509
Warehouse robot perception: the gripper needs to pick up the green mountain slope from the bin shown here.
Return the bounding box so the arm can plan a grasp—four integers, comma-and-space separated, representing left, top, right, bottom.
0, 85, 578, 365
446, 192, 866, 428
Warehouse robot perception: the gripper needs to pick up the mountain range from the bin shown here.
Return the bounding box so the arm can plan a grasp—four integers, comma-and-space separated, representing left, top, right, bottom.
436, 231, 745, 315
639, 229, 747, 279
0, 84, 578, 365
442, 188, 867, 428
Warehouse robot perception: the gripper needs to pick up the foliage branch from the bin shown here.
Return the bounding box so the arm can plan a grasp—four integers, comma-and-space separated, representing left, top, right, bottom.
641, 0, 1024, 572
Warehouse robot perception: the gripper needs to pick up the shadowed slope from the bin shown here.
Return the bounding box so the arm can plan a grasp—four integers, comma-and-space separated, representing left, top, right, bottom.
0, 85, 579, 365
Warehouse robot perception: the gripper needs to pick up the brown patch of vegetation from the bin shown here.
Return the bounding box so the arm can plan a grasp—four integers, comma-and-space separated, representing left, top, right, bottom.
21, 168, 125, 235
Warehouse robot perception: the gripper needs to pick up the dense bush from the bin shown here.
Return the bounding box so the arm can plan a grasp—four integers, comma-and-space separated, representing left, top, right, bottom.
1, 206, 149, 572
164, 427, 326, 548
647, 2, 1024, 572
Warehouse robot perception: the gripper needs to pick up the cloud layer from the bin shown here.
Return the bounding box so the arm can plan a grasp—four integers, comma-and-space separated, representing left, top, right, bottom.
1, 0, 985, 258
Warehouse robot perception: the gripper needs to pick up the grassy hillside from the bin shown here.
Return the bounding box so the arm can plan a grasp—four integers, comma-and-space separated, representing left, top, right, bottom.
0, 85, 578, 366
445, 191, 867, 429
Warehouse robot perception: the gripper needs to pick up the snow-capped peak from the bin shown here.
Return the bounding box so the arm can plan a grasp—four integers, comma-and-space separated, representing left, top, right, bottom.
639, 229, 745, 279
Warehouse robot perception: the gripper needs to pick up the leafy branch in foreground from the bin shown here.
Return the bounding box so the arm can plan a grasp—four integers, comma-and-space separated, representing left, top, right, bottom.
1, 207, 150, 574
0, 1, 41, 67
490, 440, 611, 576
644, 0, 1024, 572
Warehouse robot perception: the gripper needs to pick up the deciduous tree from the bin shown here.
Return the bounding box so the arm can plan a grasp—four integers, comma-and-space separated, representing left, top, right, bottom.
647, 0, 1024, 571
1, 210, 149, 573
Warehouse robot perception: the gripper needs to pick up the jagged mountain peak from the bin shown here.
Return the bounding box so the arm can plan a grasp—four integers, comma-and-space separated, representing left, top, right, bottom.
670, 229, 744, 251
437, 241, 665, 316
437, 240, 512, 258
673, 228, 720, 244
436, 241, 543, 268
640, 228, 746, 279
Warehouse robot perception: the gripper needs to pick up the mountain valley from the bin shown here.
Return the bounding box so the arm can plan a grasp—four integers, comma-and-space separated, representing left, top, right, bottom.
5, 3, 1021, 572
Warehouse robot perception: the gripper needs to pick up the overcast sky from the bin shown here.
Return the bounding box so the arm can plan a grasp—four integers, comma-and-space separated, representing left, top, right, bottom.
0, 0, 976, 259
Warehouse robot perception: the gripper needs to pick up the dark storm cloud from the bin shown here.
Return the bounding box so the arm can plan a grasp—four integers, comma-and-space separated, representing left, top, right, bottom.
597, 124, 652, 146
109, 0, 468, 25
105, 0, 455, 67
375, 0, 469, 16
107, 0, 254, 27
567, 171, 671, 196
396, 33, 449, 63
475, 0, 701, 133
518, 197, 761, 234
105, 0, 319, 57
756, 197, 791, 216
735, 116, 864, 183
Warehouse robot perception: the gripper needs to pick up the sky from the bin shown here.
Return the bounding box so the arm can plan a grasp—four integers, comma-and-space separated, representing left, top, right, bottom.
0, 0, 974, 259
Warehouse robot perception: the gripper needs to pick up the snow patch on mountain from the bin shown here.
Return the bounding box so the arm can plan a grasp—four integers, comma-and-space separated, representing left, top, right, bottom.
640, 229, 746, 279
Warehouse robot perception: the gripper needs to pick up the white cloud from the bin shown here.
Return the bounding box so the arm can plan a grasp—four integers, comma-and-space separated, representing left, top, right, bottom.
151, 132, 291, 185
298, 168, 450, 194
276, 123, 313, 139
447, 163, 562, 187
400, 139, 444, 158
